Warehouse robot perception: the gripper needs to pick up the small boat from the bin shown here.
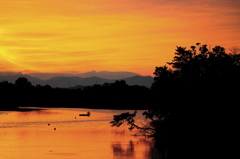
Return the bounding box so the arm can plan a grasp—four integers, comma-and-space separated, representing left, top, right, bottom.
79, 112, 91, 116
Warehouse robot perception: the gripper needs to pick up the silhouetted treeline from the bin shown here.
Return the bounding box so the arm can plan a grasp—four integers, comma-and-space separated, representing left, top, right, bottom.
110, 43, 240, 159
0, 77, 151, 110
151, 44, 240, 158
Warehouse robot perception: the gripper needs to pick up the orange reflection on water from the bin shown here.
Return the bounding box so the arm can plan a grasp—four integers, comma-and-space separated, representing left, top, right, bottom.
112, 141, 135, 158
0, 108, 158, 159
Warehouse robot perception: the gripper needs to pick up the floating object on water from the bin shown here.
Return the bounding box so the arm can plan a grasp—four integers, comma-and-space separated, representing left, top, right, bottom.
79, 112, 91, 116
48, 124, 50, 126
54, 128, 56, 130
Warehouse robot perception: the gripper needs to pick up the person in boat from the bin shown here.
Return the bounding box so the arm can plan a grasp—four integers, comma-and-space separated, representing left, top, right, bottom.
87, 111, 91, 116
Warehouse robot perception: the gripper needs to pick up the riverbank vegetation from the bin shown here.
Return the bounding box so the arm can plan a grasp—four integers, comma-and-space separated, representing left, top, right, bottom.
0, 77, 151, 110
110, 43, 240, 158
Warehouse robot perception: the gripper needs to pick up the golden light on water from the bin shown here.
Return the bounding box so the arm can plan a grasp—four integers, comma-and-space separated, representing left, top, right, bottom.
0, 108, 157, 159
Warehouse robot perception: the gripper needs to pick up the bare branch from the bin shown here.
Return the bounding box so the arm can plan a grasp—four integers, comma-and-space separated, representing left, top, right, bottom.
229, 46, 240, 55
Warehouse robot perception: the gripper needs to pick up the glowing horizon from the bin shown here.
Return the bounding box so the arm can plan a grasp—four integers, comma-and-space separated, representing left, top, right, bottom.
0, 0, 240, 76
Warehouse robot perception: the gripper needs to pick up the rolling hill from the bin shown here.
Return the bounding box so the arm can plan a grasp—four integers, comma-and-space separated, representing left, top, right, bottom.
0, 73, 153, 88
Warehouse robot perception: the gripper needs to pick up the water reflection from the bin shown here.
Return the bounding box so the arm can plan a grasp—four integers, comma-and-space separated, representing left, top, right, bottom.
17, 108, 59, 115
112, 138, 163, 159
112, 141, 135, 158
0, 108, 160, 159
145, 140, 163, 159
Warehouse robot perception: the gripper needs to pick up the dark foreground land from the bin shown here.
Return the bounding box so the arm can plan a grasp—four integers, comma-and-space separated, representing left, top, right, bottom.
0, 79, 151, 110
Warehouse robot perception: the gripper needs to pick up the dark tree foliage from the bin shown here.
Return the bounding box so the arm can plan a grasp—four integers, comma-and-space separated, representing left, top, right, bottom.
15, 77, 32, 87
110, 110, 167, 137
110, 43, 240, 158
153, 44, 240, 88
0, 78, 151, 110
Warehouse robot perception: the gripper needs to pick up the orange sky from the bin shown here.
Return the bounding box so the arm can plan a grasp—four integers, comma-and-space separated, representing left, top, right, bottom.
0, 0, 240, 76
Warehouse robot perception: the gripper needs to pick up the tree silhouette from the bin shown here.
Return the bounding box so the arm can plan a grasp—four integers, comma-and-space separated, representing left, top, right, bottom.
1, 77, 150, 109
153, 43, 240, 83
111, 43, 240, 158
15, 77, 32, 88
229, 46, 240, 55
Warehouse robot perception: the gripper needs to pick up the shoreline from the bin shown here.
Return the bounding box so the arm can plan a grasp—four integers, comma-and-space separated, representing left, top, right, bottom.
1, 106, 148, 111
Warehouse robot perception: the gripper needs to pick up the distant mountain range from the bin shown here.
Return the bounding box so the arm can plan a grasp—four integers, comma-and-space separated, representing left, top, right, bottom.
0, 72, 154, 88
0, 71, 139, 80
29, 71, 140, 80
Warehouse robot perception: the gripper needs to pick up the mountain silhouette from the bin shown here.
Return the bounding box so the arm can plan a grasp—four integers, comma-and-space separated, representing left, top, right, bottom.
0, 74, 153, 88
29, 71, 139, 80
45, 76, 113, 88
0, 74, 43, 85
121, 75, 153, 88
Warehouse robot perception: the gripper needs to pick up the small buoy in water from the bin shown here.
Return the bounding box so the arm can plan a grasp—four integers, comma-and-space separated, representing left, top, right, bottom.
48, 124, 50, 126
75, 117, 77, 119
54, 128, 56, 130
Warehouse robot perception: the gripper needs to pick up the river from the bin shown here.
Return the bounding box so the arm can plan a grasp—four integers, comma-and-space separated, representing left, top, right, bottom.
0, 107, 160, 159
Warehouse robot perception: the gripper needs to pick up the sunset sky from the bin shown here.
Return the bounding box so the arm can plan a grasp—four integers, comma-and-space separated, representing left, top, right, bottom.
0, 0, 240, 76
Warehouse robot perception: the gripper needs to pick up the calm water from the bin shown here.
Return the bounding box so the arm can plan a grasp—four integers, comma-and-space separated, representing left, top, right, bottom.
0, 107, 160, 159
